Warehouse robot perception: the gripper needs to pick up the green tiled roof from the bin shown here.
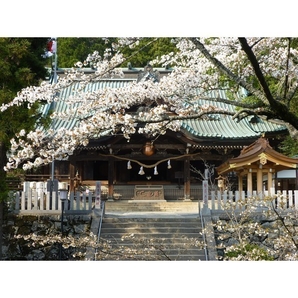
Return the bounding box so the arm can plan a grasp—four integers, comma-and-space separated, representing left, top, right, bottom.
181, 99, 286, 140
39, 79, 134, 135
40, 78, 287, 140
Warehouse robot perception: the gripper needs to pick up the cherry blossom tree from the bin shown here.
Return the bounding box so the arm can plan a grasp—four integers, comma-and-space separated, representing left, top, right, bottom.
2, 37, 298, 172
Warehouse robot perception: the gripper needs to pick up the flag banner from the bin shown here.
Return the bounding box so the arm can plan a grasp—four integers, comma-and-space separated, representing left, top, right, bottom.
42, 38, 56, 58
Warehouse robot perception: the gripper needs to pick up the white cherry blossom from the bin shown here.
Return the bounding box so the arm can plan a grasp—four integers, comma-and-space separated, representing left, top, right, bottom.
3, 37, 298, 171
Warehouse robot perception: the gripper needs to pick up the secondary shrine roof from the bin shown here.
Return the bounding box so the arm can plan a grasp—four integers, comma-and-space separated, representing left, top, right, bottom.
217, 137, 298, 174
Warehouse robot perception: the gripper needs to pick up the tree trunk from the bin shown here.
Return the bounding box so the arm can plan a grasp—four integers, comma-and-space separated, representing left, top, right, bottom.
0, 141, 8, 260
0, 200, 3, 259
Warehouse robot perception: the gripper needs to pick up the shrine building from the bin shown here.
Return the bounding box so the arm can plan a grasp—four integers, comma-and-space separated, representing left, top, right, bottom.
24, 66, 293, 200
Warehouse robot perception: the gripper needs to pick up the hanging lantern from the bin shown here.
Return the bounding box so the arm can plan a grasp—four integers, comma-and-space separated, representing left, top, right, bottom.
217, 175, 225, 189
154, 166, 158, 175
127, 160, 132, 169
138, 166, 145, 175
142, 141, 155, 156
167, 160, 172, 169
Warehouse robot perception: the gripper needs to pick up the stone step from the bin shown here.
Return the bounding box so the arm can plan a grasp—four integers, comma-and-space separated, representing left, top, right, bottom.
103, 217, 200, 223
101, 227, 201, 234
102, 240, 201, 247
105, 201, 199, 213
101, 234, 201, 241
97, 253, 206, 261
102, 223, 201, 229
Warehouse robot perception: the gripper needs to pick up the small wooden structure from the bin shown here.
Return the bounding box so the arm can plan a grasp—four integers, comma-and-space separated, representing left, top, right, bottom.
216, 137, 298, 194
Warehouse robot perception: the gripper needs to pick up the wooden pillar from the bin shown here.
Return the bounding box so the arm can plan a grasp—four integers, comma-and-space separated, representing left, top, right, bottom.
69, 161, 75, 192
247, 170, 253, 196
238, 173, 243, 193
257, 168, 263, 194
184, 157, 190, 200
267, 171, 273, 194
108, 157, 114, 198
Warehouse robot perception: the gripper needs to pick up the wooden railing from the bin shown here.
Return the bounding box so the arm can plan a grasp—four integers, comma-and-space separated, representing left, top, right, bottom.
203, 190, 298, 211
13, 186, 297, 214
10, 184, 203, 213
13, 190, 95, 213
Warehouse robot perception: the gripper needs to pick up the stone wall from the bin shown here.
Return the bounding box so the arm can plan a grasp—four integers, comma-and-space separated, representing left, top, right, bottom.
212, 210, 298, 261
2, 213, 92, 260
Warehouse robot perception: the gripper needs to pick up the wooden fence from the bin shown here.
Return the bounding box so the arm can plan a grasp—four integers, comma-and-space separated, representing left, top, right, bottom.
10, 187, 298, 213
13, 190, 95, 213
203, 190, 298, 211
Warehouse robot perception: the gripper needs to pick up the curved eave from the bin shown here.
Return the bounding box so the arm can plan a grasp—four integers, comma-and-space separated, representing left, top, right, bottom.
181, 116, 286, 141
217, 146, 298, 175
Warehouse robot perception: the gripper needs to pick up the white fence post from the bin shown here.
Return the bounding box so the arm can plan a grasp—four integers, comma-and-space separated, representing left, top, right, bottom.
46, 192, 50, 210
217, 191, 221, 210
69, 192, 74, 210
14, 192, 20, 211
27, 188, 32, 210
282, 190, 288, 209
32, 189, 38, 210
294, 190, 298, 210
222, 190, 227, 205
21, 191, 25, 210
82, 193, 87, 210
228, 191, 233, 201
58, 191, 62, 211
235, 191, 240, 210
211, 191, 215, 210
288, 190, 293, 209
88, 192, 93, 210
39, 193, 44, 210
76, 191, 81, 210
51, 191, 57, 210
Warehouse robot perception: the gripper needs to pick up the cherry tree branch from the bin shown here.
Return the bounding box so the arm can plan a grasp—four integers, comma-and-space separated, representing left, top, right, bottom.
188, 38, 270, 105
238, 38, 298, 134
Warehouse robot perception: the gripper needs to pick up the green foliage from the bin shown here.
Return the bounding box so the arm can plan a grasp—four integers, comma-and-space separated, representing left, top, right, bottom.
0, 38, 48, 199
123, 38, 178, 67
57, 38, 177, 68
0, 172, 8, 202
57, 38, 117, 67
0, 38, 48, 91
225, 243, 274, 261
0, 38, 48, 143
278, 135, 298, 157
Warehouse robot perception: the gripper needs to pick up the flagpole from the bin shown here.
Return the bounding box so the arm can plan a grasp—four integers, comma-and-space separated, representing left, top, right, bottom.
51, 38, 57, 192
53, 38, 58, 85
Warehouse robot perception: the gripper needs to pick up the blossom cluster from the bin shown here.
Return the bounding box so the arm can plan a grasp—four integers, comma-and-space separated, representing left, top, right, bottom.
3, 37, 298, 171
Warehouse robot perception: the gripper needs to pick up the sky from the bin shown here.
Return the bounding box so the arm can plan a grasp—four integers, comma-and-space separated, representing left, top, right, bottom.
1, 1, 296, 37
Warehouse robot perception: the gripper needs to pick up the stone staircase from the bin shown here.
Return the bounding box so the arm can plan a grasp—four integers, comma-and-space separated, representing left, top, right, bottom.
96, 200, 206, 260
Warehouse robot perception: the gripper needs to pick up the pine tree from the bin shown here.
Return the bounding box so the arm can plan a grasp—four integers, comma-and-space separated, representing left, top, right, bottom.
0, 37, 48, 258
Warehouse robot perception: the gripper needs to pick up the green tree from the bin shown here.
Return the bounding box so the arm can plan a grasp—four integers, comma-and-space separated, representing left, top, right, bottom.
0, 37, 48, 258
57, 38, 117, 67
57, 37, 177, 68
122, 37, 178, 67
